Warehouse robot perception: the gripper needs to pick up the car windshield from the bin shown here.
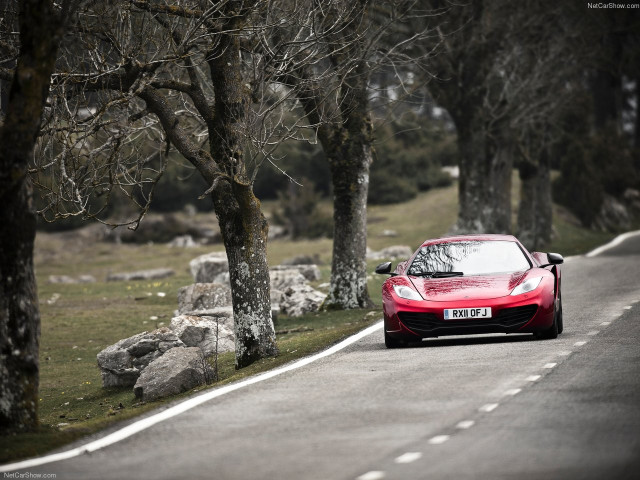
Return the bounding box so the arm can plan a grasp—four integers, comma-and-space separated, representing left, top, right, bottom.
407, 240, 531, 276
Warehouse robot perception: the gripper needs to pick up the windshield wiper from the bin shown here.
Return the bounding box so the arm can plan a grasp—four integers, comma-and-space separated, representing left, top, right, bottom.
410, 271, 464, 278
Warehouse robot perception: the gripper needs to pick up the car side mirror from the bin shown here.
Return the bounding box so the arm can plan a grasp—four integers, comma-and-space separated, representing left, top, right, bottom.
375, 261, 393, 275
540, 252, 564, 267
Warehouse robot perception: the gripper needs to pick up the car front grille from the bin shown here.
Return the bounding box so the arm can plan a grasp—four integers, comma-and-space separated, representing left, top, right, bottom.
398, 304, 538, 335
493, 305, 538, 326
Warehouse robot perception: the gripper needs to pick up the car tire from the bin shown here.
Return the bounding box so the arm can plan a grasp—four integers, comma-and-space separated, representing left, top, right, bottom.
536, 309, 559, 340
556, 295, 564, 334
384, 329, 406, 349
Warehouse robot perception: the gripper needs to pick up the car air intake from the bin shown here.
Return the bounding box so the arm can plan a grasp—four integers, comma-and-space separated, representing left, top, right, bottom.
398, 304, 538, 335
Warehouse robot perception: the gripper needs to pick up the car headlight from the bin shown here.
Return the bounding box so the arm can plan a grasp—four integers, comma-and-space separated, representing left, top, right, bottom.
393, 284, 423, 301
511, 276, 543, 296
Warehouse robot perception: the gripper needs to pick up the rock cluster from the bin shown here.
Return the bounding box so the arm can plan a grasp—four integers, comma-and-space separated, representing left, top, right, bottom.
97, 327, 185, 388
97, 313, 233, 401
98, 252, 327, 401
188, 253, 325, 318
592, 189, 640, 232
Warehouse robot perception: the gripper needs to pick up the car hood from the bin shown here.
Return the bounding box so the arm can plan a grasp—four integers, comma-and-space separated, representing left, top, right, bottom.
408, 271, 527, 301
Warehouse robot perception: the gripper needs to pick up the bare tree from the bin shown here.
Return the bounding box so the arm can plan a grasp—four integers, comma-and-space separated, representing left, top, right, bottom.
423, 0, 581, 240
35, 0, 364, 367
269, 0, 439, 309
0, 0, 80, 432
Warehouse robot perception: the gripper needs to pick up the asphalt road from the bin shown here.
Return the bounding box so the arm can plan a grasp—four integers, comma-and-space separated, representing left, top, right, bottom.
6, 234, 640, 480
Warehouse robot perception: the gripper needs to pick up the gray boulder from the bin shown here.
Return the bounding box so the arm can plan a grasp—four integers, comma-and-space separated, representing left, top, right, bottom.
167, 234, 197, 248
48, 274, 96, 284
280, 284, 326, 317
593, 194, 631, 232
133, 347, 214, 402
189, 252, 229, 283
97, 328, 185, 387
170, 314, 235, 356
178, 283, 233, 314
269, 269, 307, 291
270, 264, 321, 282
106, 268, 175, 282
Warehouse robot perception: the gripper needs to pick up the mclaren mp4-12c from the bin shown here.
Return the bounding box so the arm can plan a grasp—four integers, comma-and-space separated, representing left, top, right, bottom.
375, 234, 564, 348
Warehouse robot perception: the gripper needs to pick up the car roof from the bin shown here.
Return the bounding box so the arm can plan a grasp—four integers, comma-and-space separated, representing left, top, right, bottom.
419, 234, 519, 248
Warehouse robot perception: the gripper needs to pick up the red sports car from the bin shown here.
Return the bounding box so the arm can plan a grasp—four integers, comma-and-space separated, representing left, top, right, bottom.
375, 234, 564, 348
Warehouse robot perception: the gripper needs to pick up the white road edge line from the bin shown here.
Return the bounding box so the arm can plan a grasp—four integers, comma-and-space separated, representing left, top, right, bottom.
0, 321, 384, 472
585, 230, 640, 257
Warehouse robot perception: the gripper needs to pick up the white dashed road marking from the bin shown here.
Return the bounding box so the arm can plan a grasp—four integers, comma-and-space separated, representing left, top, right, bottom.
428, 435, 451, 445
394, 452, 423, 464
527, 375, 542, 382
456, 420, 475, 429
479, 403, 499, 413
357, 471, 386, 480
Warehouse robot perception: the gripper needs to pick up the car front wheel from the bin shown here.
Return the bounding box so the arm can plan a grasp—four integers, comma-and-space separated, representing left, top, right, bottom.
384, 329, 407, 349
536, 308, 559, 340
556, 295, 564, 334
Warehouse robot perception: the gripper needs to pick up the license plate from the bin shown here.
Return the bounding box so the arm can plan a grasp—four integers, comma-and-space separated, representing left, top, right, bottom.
443, 307, 492, 320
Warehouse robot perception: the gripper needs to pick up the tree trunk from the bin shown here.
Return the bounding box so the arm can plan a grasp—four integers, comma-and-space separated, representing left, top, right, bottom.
207, 11, 278, 368
455, 119, 512, 234
0, 0, 68, 431
456, 124, 488, 233
534, 147, 552, 246
484, 131, 513, 233
0, 178, 40, 432
517, 146, 552, 250
323, 58, 374, 310
324, 140, 374, 309
213, 182, 278, 369
517, 158, 538, 249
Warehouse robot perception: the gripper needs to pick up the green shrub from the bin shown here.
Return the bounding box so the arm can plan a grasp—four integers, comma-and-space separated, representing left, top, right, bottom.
272, 179, 334, 239
368, 169, 418, 205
